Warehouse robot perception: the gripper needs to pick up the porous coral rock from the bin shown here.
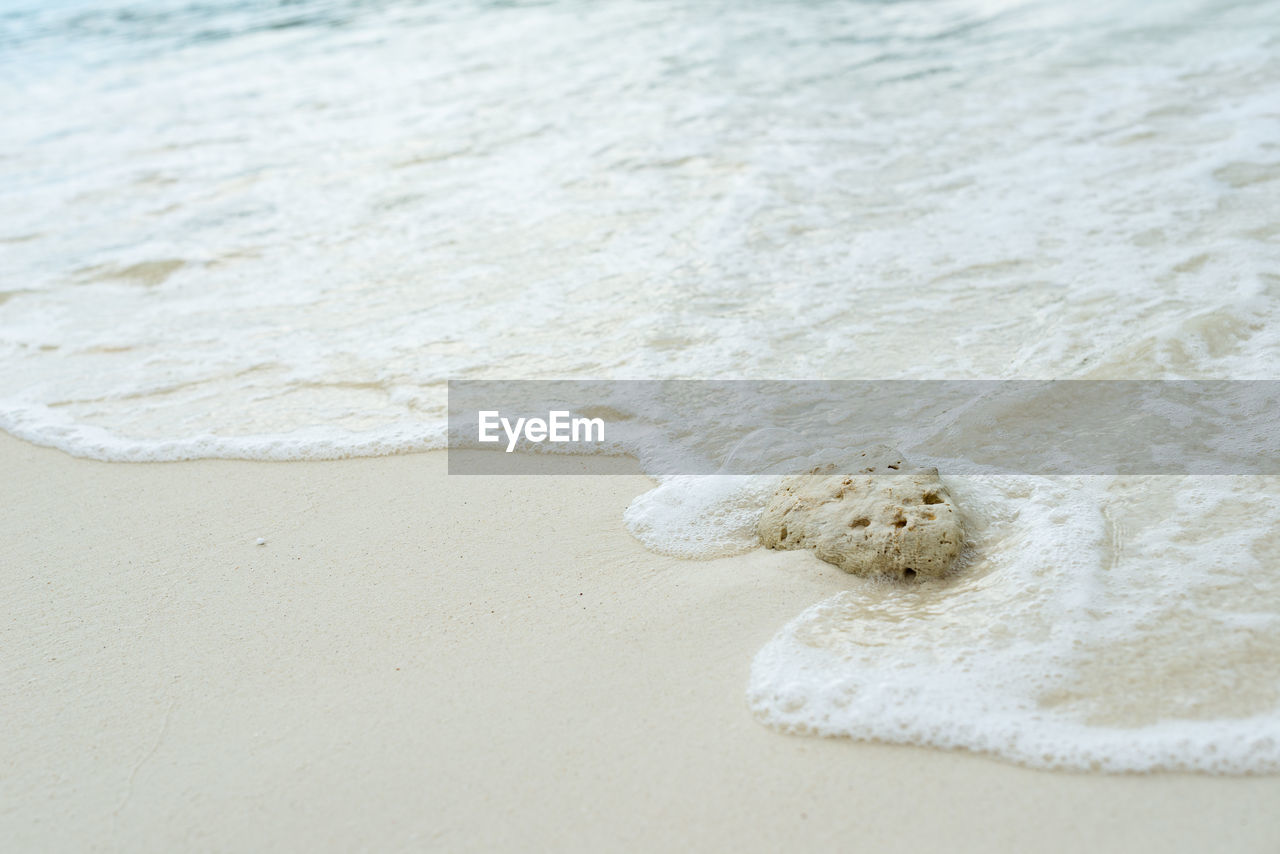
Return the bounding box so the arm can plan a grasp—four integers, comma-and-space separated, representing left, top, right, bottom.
757, 451, 963, 580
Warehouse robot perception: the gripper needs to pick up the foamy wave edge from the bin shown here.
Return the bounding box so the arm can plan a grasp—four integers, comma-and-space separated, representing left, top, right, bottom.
0, 400, 448, 462
749, 607, 1280, 775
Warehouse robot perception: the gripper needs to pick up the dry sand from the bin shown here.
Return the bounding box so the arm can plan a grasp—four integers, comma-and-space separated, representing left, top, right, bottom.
3, 434, 1279, 852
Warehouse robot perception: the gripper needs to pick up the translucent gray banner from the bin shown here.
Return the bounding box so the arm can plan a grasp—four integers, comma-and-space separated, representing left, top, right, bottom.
447, 380, 1279, 475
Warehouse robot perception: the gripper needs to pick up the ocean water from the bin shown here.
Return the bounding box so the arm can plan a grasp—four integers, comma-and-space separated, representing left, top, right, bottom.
3, 0, 1279, 771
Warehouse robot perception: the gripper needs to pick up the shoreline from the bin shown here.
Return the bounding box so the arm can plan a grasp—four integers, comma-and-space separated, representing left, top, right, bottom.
4, 433, 1280, 851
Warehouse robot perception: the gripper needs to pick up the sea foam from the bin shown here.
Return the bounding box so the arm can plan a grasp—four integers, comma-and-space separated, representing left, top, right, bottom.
3, 0, 1279, 463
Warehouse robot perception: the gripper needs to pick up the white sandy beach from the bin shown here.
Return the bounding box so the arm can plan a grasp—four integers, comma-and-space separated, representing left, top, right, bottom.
4, 433, 1279, 852
4, 0, 1280, 847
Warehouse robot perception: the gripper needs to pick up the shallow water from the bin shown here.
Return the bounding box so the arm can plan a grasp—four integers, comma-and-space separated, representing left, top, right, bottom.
3, 0, 1279, 771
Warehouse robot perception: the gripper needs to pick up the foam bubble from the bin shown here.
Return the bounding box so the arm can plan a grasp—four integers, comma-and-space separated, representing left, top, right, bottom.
623, 475, 782, 559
